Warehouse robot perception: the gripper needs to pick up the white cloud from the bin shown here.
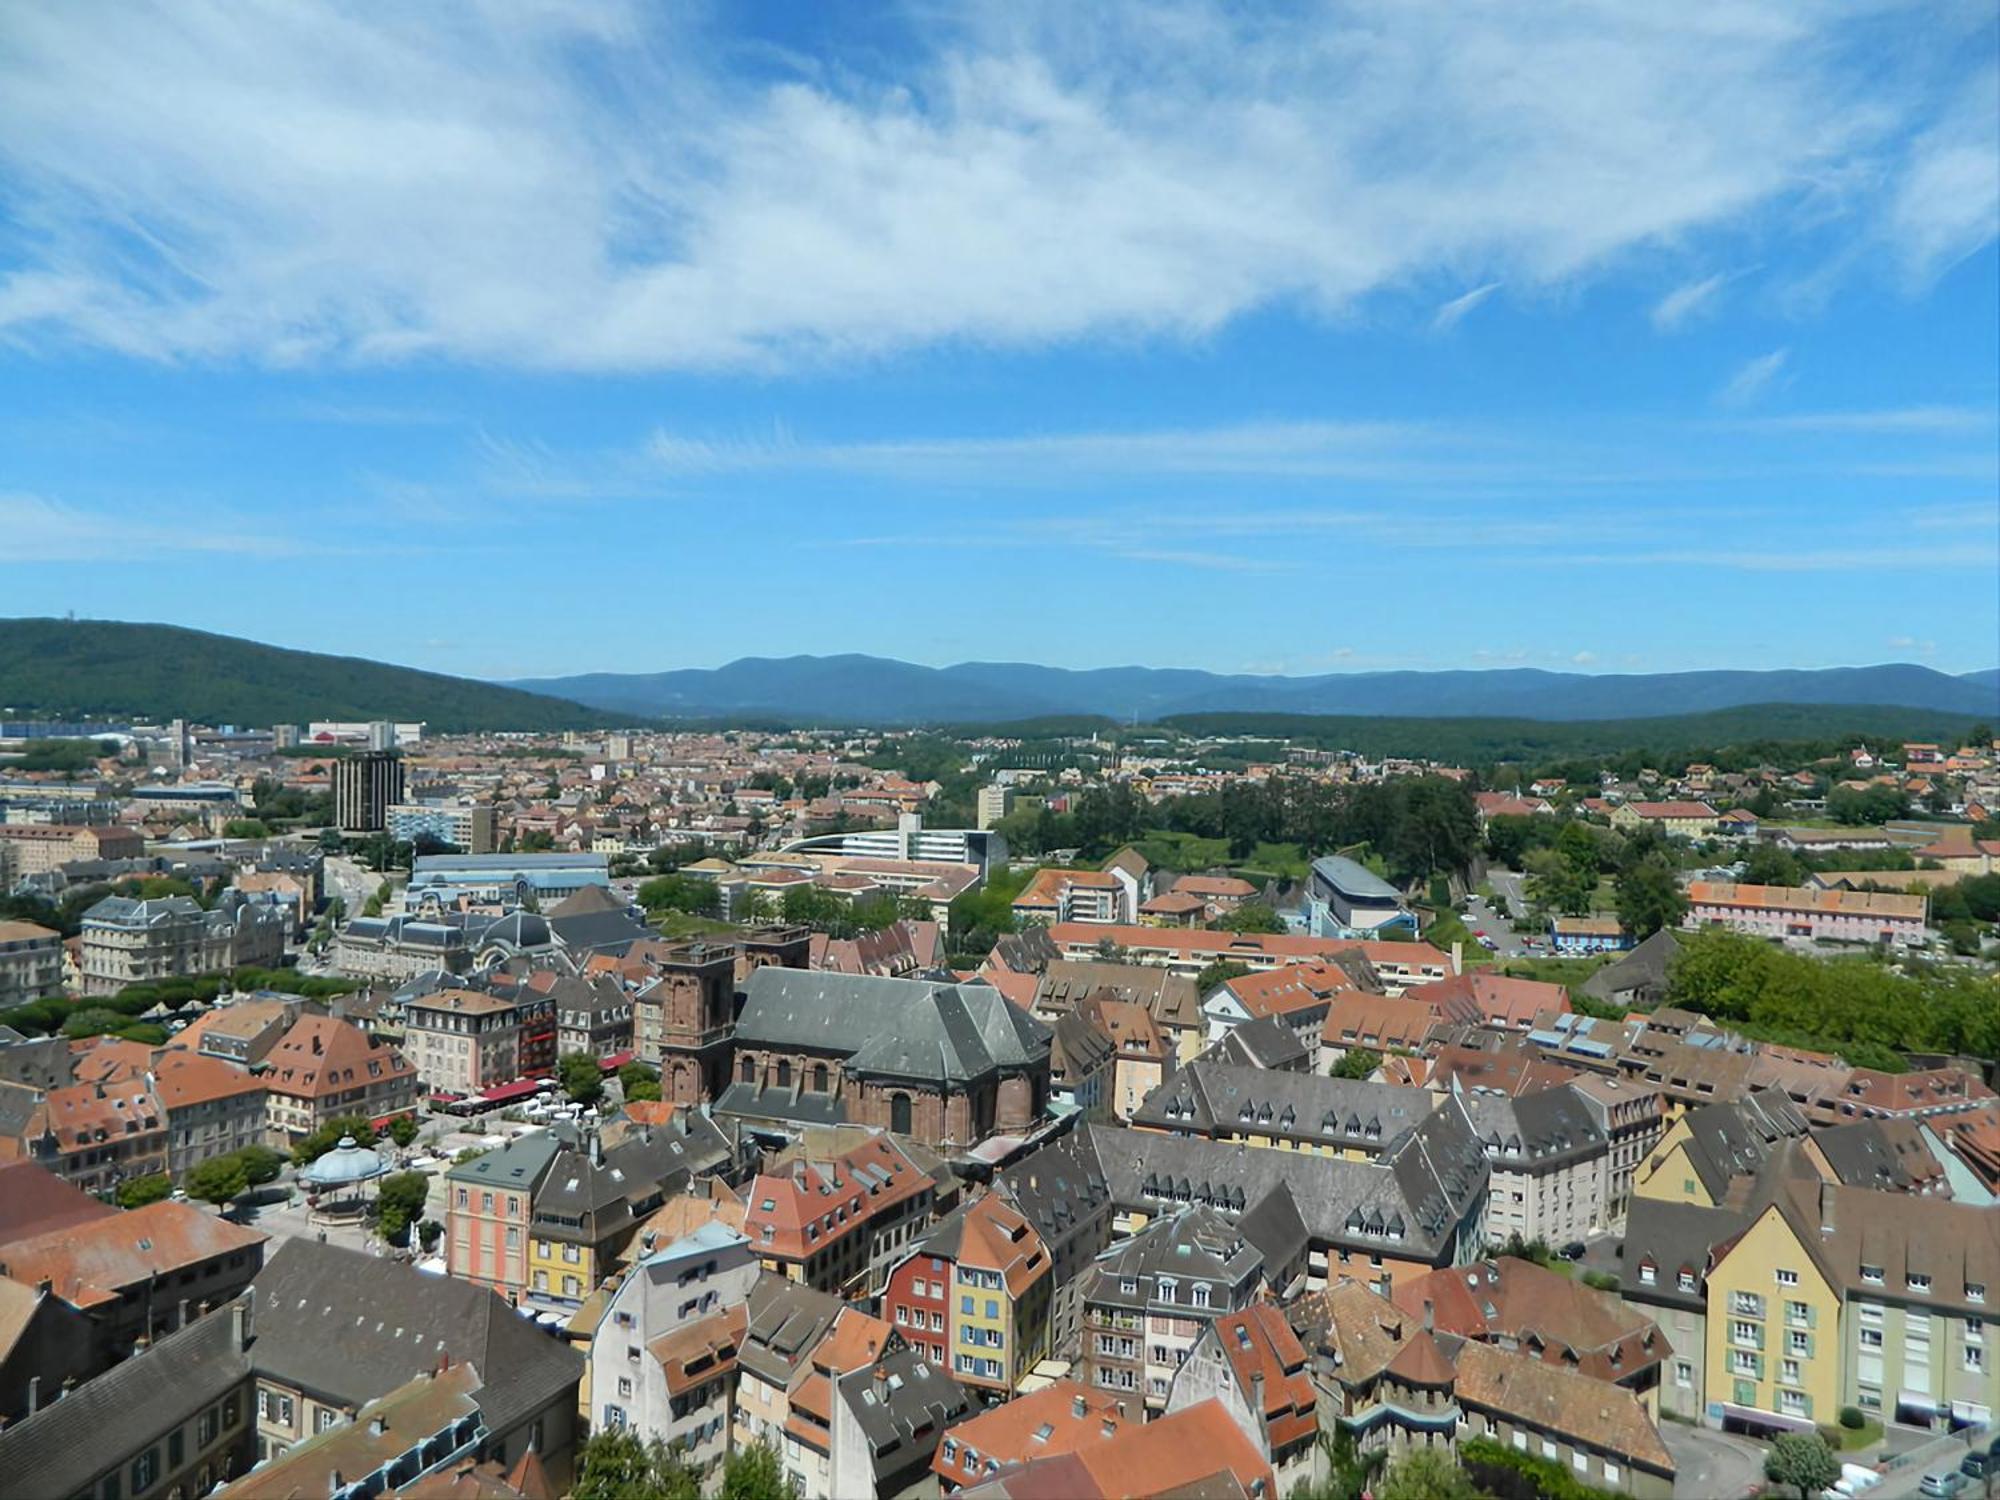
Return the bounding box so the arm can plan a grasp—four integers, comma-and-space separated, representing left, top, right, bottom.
1650, 272, 1728, 330
1717, 347, 1790, 407
1887, 64, 2000, 282
0, 492, 307, 561
1431, 282, 1501, 332
0, 2, 1988, 370
1728, 406, 1993, 434
1571, 650, 1598, 665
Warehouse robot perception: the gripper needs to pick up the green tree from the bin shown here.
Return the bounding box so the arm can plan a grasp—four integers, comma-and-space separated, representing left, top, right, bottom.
1216, 902, 1287, 934
1332, 1047, 1382, 1080
1290, 1428, 1386, 1500
572, 1430, 700, 1500
1524, 847, 1593, 918
1194, 960, 1253, 995
418, 1218, 445, 1253
1741, 842, 1806, 888
1765, 1432, 1841, 1500
187, 1153, 250, 1208
375, 1169, 431, 1246
1615, 856, 1687, 938
618, 1061, 660, 1094
117, 1173, 173, 1209
237, 1145, 286, 1187
720, 1442, 800, 1500
559, 1050, 606, 1107
1376, 1449, 1478, 1500
385, 1114, 420, 1148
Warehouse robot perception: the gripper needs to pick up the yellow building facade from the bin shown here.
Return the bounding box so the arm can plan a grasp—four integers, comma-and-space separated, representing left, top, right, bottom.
1703, 1204, 1839, 1428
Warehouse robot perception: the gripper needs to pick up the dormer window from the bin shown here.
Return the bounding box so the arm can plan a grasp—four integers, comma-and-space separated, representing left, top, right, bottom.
1861, 1264, 1884, 1285
1907, 1274, 1931, 1294
1969, 1284, 1987, 1304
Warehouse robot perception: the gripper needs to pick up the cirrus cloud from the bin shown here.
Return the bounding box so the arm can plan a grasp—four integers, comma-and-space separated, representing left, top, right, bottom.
0, 2, 1992, 371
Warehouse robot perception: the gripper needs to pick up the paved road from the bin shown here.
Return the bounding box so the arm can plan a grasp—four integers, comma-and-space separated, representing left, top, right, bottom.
1662, 1423, 1765, 1500
1467, 869, 1532, 957
323, 855, 383, 922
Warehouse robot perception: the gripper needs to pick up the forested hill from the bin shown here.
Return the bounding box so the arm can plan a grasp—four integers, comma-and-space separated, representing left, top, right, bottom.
0, 619, 618, 732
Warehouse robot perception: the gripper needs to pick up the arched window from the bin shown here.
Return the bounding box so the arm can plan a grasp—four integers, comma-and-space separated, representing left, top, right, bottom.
890, 1094, 913, 1135
776, 1060, 792, 1088
811, 1063, 829, 1093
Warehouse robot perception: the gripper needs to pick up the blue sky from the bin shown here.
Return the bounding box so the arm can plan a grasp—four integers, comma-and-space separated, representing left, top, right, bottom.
1, 2, 1996, 683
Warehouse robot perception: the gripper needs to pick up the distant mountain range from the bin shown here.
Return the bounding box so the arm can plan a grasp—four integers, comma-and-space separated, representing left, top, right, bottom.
0, 619, 615, 732
509, 655, 2000, 725
2, 620, 1991, 736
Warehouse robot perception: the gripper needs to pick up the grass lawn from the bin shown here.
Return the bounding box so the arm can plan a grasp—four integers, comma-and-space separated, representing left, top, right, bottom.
1126, 831, 1233, 870
1832, 1419, 1883, 1451
1497, 954, 1615, 988
653, 911, 742, 939
1123, 830, 1309, 883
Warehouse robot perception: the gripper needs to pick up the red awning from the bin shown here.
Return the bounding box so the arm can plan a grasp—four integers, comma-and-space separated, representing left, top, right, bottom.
478, 1078, 543, 1105
600, 1051, 636, 1074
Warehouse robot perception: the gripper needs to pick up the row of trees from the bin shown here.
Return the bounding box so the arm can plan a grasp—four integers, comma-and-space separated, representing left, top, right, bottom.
995, 775, 1480, 885
573, 1432, 796, 1500
1667, 930, 2000, 1065
1515, 819, 1688, 937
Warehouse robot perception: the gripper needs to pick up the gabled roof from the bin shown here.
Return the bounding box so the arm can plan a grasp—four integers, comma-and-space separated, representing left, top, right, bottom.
0, 1199, 265, 1307
251, 1240, 582, 1434
0, 1294, 254, 1499
736, 968, 1050, 1084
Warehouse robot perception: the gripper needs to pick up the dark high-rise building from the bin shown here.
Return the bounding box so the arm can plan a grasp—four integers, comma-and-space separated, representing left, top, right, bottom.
335, 751, 405, 833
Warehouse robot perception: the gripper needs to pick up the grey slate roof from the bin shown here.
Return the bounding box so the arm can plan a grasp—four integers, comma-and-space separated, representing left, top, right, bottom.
1088, 1103, 1487, 1263
993, 1129, 1113, 1254
251, 1241, 582, 1435
1460, 1083, 1607, 1170
736, 967, 1050, 1085
1619, 1198, 1750, 1312
737, 1273, 847, 1386
1049, 1010, 1115, 1086
1199, 1014, 1308, 1071
447, 1130, 561, 1193
1083, 1206, 1269, 1312
1135, 1059, 1437, 1154
0, 1295, 252, 1500
1674, 1089, 1810, 1202
713, 1082, 849, 1129
835, 1344, 972, 1482
1579, 928, 1680, 1003
547, 905, 652, 956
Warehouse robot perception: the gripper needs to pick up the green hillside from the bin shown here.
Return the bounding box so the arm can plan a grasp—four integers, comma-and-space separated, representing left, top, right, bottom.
0, 619, 623, 732
1154, 703, 1988, 762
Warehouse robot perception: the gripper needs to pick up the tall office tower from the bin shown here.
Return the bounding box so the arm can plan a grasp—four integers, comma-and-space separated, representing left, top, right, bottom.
366, 720, 397, 752
273, 723, 301, 750
335, 751, 406, 833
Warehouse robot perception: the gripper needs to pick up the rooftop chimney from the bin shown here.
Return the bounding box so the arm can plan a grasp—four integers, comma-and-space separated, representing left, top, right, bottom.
1251, 1371, 1266, 1412
1072, 1395, 1087, 1419
178, 1299, 189, 1330
231, 1289, 256, 1350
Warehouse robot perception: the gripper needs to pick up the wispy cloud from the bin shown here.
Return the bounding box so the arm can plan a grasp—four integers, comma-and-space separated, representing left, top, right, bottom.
1651, 272, 1728, 330
1717, 347, 1790, 407
1725, 406, 1994, 435
0, 492, 312, 562
1431, 282, 1501, 332
0, 3, 1988, 370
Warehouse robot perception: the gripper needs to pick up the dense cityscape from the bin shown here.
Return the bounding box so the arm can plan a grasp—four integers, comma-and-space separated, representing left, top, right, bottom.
0, 704, 1995, 1500
3, 4, 1997, 1499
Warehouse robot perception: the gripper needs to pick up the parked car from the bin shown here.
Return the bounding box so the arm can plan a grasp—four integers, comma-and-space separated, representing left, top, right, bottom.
1963, 1453, 1996, 1481
1919, 1467, 1967, 1498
